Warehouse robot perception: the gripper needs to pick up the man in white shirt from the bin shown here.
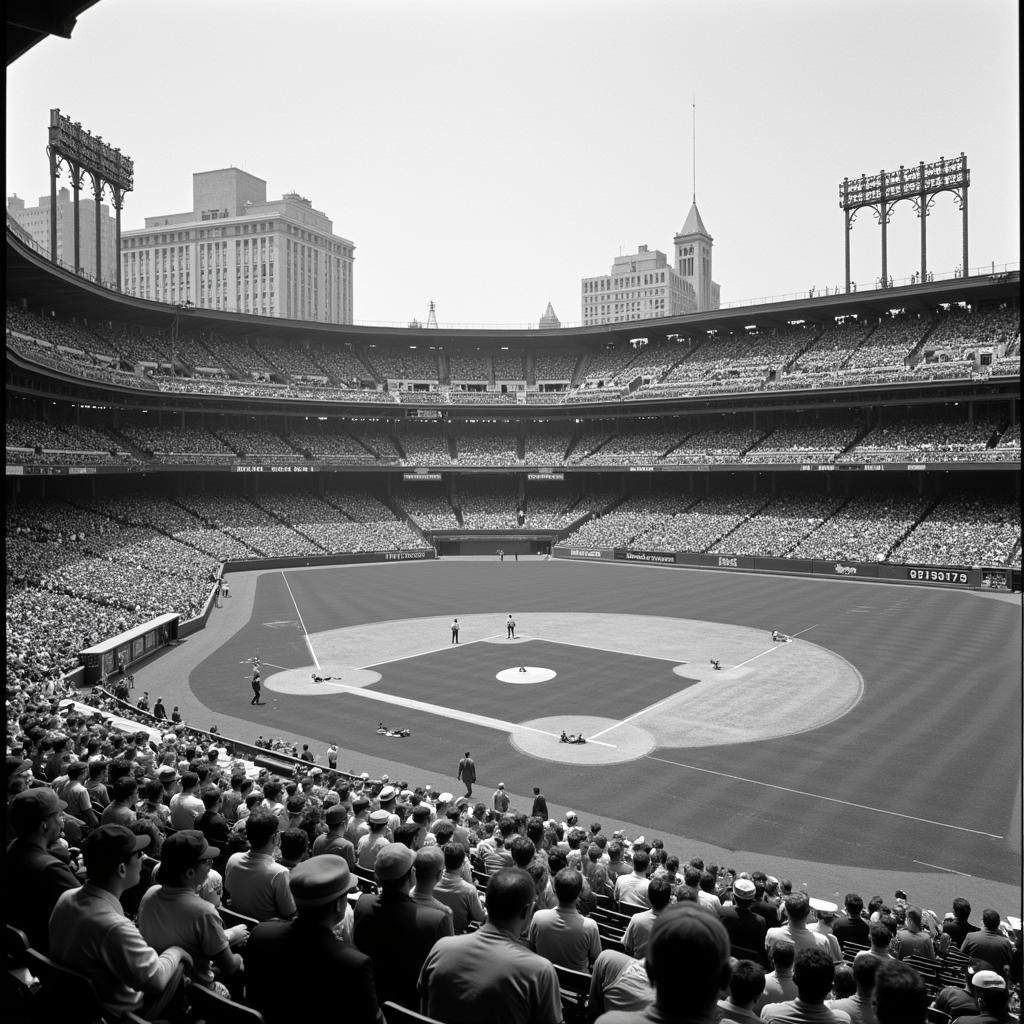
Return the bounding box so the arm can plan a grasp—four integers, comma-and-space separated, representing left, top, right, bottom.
614, 847, 652, 909
623, 875, 673, 959
224, 809, 296, 922
527, 868, 601, 972
169, 771, 204, 830
766, 892, 833, 960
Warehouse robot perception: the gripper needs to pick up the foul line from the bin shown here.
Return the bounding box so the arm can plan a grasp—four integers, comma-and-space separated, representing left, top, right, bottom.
589, 689, 691, 740
646, 755, 1003, 839
334, 685, 618, 748
912, 860, 974, 877
280, 571, 321, 672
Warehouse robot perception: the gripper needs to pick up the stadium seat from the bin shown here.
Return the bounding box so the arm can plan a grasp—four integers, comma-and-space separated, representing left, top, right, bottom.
614, 901, 646, 918
25, 948, 106, 1023
186, 979, 265, 1023
351, 864, 380, 893
554, 964, 591, 1024
382, 1002, 445, 1024
600, 935, 625, 954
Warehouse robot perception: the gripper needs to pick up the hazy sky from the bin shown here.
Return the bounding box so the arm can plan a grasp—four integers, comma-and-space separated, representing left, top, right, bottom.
6, 0, 1019, 328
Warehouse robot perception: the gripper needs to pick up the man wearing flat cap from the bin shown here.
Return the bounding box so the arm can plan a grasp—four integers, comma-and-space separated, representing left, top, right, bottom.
5, 786, 80, 953
356, 808, 394, 870
246, 856, 381, 1024
354, 842, 452, 1010
953, 968, 1013, 1024
138, 830, 246, 992
311, 803, 356, 868
49, 824, 191, 1020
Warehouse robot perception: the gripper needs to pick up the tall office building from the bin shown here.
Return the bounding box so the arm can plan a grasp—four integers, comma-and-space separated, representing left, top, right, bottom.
582, 245, 695, 326
7, 188, 117, 283
581, 202, 720, 325
120, 168, 354, 323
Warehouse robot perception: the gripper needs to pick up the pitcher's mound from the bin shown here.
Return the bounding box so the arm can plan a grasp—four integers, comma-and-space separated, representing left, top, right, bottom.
496, 667, 556, 684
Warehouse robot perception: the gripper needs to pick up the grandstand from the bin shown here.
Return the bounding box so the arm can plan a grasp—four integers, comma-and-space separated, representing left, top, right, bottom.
4, 23, 1021, 1023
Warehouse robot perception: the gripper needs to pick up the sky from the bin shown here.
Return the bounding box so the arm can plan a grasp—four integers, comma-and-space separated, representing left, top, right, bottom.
5, 0, 1020, 328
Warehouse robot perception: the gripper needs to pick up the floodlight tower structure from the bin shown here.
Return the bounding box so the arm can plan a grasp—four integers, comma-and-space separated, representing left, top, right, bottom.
839, 154, 970, 293
46, 108, 134, 289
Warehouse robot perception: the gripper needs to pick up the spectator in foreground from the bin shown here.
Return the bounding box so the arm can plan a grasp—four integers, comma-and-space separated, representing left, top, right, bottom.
5, 787, 79, 953
244, 856, 380, 1024
758, 939, 798, 1009
961, 909, 1015, 978
953, 969, 1013, 1024
354, 842, 452, 1009
48, 824, 190, 1020
718, 957, 766, 1023
419, 866, 562, 1024
527, 866, 601, 972
761, 947, 851, 1022
828, 954, 878, 1024
872, 959, 928, 1024
623, 874, 673, 960
433, 841, 486, 933
223, 808, 296, 922
137, 830, 246, 991
595, 904, 732, 1024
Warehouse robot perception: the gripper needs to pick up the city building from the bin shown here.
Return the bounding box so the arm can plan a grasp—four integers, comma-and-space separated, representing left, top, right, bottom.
538, 301, 560, 329
119, 168, 354, 323
7, 188, 117, 283
674, 200, 720, 314
581, 202, 720, 325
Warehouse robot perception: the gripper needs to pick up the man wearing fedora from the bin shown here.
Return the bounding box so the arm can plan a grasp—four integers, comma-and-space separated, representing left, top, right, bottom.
5, 786, 80, 953
245, 856, 381, 1024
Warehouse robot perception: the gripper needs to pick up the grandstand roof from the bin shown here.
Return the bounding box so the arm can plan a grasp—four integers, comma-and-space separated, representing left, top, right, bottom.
6, 0, 100, 65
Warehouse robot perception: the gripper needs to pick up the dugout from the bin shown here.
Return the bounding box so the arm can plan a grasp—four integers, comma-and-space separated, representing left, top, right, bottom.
78, 612, 180, 686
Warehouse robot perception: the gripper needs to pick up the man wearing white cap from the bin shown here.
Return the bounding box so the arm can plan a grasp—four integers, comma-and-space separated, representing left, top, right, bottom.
356, 810, 393, 870
244, 856, 379, 1024
808, 897, 843, 964
721, 877, 768, 963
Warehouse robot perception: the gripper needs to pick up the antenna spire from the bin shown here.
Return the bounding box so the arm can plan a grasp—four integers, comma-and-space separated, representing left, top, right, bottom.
692, 97, 696, 203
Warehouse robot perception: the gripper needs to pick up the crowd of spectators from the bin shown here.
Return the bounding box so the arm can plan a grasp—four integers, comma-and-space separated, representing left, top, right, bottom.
308, 343, 373, 384
534, 351, 580, 382
448, 350, 491, 382
841, 419, 1005, 462
284, 428, 381, 462
395, 486, 461, 529
891, 496, 1021, 567
365, 346, 440, 381
453, 425, 522, 465
747, 423, 863, 463
577, 426, 687, 465
8, 665, 1019, 1023
250, 338, 329, 380
844, 312, 931, 370
456, 480, 521, 529
492, 349, 527, 380
708, 494, 846, 557
398, 424, 455, 465
789, 492, 933, 563
662, 426, 767, 463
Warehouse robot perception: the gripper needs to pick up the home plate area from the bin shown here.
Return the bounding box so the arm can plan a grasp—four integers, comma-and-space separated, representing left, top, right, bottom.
260, 612, 862, 762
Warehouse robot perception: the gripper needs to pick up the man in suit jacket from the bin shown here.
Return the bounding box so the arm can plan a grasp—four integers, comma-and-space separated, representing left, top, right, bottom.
353, 842, 452, 1009
245, 856, 380, 1024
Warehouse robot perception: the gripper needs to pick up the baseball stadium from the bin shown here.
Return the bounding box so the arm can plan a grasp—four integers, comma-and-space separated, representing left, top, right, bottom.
5, 4, 1021, 1023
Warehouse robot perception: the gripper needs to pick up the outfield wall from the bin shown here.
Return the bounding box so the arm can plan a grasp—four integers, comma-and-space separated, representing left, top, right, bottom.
220, 548, 435, 573
553, 546, 988, 588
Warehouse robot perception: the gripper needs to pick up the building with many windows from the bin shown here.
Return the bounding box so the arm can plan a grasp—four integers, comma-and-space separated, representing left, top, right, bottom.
7, 188, 117, 284
119, 168, 354, 323
581, 201, 720, 325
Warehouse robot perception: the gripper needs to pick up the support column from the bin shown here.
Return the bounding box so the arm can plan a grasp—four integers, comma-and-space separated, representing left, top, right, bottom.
48, 149, 58, 264
961, 187, 969, 278
94, 175, 103, 284
880, 204, 888, 289
844, 212, 851, 294
114, 193, 123, 291
72, 167, 81, 275
920, 194, 928, 284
